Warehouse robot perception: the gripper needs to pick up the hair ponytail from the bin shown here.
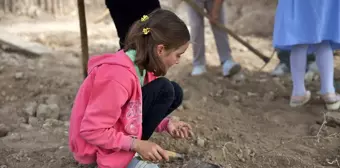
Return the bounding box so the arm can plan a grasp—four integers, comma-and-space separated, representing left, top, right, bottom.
123, 9, 190, 76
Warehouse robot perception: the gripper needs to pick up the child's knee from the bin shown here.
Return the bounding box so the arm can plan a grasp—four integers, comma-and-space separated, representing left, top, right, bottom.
170, 81, 183, 103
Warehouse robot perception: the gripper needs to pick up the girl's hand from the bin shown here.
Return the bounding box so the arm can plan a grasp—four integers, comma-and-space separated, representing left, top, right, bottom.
132, 139, 169, 162
167, 117, 194, 139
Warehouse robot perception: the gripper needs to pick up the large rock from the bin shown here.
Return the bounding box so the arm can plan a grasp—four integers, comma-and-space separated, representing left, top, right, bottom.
36, 104, 60, 120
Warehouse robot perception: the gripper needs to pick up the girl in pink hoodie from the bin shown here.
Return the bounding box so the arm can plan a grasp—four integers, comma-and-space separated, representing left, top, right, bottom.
68, 9, 192, 168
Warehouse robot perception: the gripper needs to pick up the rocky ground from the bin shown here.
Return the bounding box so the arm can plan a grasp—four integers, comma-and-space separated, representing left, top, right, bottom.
1, 2, 340, 168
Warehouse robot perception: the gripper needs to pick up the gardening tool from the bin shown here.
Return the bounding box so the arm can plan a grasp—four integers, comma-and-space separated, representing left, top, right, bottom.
166, 150, 185, 159
136, 150, 222, 167
77, 0, 89, 79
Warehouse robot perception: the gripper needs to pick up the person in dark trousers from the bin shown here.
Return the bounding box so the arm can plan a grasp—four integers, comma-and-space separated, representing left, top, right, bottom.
271, 50, 317, 76
105, 0, 161, 49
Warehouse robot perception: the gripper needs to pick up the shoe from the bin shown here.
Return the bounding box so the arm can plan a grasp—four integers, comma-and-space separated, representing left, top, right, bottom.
271, 63, 289, 76
289, 91, 311, 107
191, 65, 207, 76
222, 60, 241, 77
321, 93, 340, 110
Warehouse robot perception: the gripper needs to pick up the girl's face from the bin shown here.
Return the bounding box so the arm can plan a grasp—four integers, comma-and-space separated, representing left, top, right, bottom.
157, 42, 189, 71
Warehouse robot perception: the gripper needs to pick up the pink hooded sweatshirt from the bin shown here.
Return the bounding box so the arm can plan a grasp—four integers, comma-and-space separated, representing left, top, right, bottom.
68, 50, 170, 168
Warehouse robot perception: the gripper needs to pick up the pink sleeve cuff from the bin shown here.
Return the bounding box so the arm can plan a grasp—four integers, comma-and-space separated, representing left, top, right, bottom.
155, 117, 170, 133
120, 135, 133, 151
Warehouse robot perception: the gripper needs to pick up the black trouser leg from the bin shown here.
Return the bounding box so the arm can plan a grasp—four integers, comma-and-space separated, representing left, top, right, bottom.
141, 77, 183, 140
105, 0, 161, 49
277, 50, 316, 71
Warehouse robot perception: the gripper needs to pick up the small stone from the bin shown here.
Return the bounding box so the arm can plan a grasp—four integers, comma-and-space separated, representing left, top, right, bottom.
14, 72, 24, 79
24, 101, 38, 116
304, 71, 315, 82
9, 96, 17, 101
247, 92, 257, 97
0, 66, 4, 73
64, 121, 70, 127
183, 89, 191, 100
182, 101, 192, 110
233, 95, 241, 101
196, 137, 205, 147
243, 146, 252, 160
17, 117, 27, 124
53, 127, 65, 135
232, 73, 245, 83
1, 91, 5, 96
2, 133, 21, 141
239, 46, 249, 52
202, 96, 207, 103
326, 112, 340, 126
46, 94, 60, 105
264, 91, 275, 101
28, 117, 40, 127
309, 124, 320, 136
0, 124, 10, 137
0, 165, 8, 168
214, 126, 220, 131
216, 89, 223, 97
36, 104, 60, 120
196, 116, 203, 120
177, 105, 184, 111
257, 78, 267, 83
44, 119, 64, 127
19, 123, 33, 130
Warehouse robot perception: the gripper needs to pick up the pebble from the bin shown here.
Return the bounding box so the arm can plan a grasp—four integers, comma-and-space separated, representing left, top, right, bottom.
36, 104, 60, 120
0, 124, 10, 138
196, 137, 205, 147
233, 95, 241, 101
46, 94, 60, 105
28, 117, 40, 127
247, 92, 258, 97
0, 66, 4, 73
15, 72, 24, 79
182, 101, 192, 110
24, 101, 38, 116
183, 89, 191, 100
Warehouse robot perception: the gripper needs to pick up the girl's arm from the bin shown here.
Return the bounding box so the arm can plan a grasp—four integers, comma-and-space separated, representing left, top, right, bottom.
79, 78, 133, 151
155, 117, 170, 132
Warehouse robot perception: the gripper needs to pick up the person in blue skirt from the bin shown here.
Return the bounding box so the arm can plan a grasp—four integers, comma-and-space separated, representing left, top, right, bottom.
273, 1, 340, 109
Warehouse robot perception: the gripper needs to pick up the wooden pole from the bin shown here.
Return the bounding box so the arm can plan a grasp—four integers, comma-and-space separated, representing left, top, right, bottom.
184, 0, 271, 63
77, 0, 89, 79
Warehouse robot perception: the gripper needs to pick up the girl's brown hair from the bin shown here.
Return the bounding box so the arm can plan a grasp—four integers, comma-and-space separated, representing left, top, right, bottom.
123, 9, 190, 76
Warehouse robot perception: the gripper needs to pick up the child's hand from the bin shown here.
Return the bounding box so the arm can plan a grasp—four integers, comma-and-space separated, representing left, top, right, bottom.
167, 117, 194, 139
132, 139, 169, 162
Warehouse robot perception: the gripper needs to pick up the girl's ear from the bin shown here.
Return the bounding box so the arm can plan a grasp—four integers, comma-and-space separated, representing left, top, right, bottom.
156, 44, 166, 57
